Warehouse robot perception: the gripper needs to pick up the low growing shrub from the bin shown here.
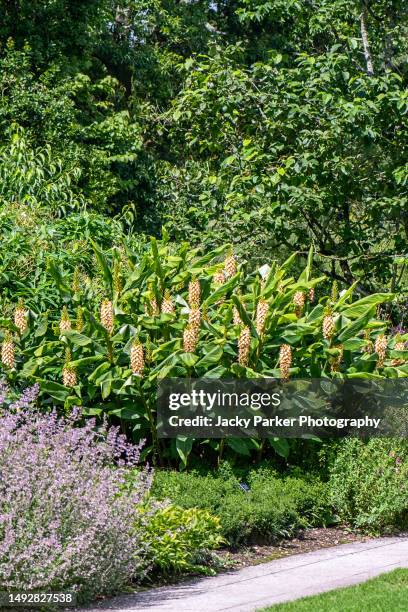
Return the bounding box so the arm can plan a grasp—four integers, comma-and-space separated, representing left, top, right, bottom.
139, 505, 224, 576
151, 466, 331, 547
0, 383, 152, 604
329, 438, 408, 533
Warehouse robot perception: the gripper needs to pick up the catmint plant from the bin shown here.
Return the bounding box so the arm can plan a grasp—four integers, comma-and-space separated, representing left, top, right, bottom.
0, 384, 152, 603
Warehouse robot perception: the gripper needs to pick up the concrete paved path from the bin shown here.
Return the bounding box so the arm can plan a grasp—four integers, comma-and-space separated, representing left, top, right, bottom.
84, 535, 408, 612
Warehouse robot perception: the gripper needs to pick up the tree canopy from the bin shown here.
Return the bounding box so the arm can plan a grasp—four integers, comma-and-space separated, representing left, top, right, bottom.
0, 0, 406, 294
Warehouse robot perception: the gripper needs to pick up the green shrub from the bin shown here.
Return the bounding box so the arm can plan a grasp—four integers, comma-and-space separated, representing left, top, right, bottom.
0, 202, 143, 315
1, 234, 404, 467
139, 504, 224, 576
329, 438, 408, 533
151, 467, 331, 546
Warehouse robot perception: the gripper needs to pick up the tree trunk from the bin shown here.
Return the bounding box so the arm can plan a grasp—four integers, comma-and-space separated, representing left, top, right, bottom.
360, 5, 374, 75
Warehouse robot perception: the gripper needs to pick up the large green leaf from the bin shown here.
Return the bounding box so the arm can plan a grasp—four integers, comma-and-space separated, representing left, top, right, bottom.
279, 252, 297, 272
176, 436, 194, 466
332, 282, 358, 310
179, 352, 199, 367
69, 355, 105, 368
340, 294, 395, 319
63, 331, 93, 346
150, 236, 164, 280
204, 365, 228, 378
40, 380, 70, 402
88, 361, 111, 383
91, 240, 112, 289
306, 304, 324, 323
337, 309, 377, 342
227, 438, 251, 456
231, 294, 258, 338
268, 437, 290, 458
192, 245, 229, 268
204, 273, 239, 307
196, 346, 223, 369
46, 259, 70, 295
101, 375, 113, 399
298, 244, 314, 282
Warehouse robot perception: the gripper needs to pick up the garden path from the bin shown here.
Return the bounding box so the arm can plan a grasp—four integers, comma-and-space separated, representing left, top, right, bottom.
83, 535, 408, 611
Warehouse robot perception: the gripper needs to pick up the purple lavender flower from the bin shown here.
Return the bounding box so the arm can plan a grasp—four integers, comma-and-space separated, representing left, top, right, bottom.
9, 383, 40, 410
0, 403, 152, 603
390, 324, 407, 337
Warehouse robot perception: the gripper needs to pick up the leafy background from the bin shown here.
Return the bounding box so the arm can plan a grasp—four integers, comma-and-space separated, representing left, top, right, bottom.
0, 0, 406, 295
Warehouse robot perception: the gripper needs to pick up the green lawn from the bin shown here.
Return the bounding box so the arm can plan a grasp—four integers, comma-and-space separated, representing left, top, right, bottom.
260, 569, 408, 611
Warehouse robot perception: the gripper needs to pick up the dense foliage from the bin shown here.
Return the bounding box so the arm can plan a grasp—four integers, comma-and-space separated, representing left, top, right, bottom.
330, 437, 408, 532
0, 1, 406, 292
0, 203, 131, 314
160, 45, 407, 290
1, 238, 405, 466
139, 504, 224, 575
152, 465, 331, 546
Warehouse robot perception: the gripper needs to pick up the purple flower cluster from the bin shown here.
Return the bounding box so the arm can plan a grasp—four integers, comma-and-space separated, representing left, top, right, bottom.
0, 387, 152, 603
390, 324, 407, 341
9, 383, 40, 410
